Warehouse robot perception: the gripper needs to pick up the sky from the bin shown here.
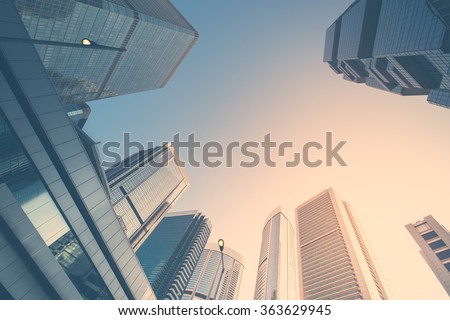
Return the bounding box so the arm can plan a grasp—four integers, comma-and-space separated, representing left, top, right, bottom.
86, 0, 450, 300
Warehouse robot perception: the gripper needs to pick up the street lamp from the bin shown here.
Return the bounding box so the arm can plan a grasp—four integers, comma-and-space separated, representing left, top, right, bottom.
218, 239, 225, 271
81, 38, 93, 46
218, 239, 224, 252
0, 36, 125, 52
214, 239, 226, 300
78, 37, 125, 52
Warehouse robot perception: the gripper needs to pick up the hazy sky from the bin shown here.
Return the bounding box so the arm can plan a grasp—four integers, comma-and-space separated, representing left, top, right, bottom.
86, 0, 450, 299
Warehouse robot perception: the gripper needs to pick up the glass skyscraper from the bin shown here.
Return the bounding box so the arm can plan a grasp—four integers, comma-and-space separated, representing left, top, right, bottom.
13, 0, 199, 106
324, 0, 450, 109
136, 211, 212, 300
296, 188, 387, 300
183, 243, 244, 300
0, 2, 154, 299
406, 215, 450, 297
106, 144, 189, 251
254, 208, 299, 300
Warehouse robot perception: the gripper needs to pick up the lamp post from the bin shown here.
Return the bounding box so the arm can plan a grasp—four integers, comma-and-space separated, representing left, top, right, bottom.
218, 238, 225, 264
214, 239, 226, 299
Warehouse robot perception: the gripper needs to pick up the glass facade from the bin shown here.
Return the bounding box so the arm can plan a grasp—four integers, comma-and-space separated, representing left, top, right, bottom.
1, 0, 192, 300
136, 211, 211, 300
336, 0, 367, 60
406, 216, 450, 297
0, 112, 111, 299
254, 210, 299, 300
0, 4, 155, 299
106, 145, 189, 251
183, 244, 244, 300
14, 0, 198, 106
296, 189, 387, 300
324, 0, 450, 109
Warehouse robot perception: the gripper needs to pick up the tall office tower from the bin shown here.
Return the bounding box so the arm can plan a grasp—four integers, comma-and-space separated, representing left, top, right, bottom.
13, 0, 199, 106
406, 215, 450, 297
296, 189, 387, 300
136, 211, 212, 300
105, 144, 189, 251
183, 243, 244, 300
324, 0, 450, 109
254, 208, 299, 300
0, 4, 154, 299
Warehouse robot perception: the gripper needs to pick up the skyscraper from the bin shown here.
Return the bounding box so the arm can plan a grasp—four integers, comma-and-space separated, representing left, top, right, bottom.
13, 0, 199, 106
183, 243, 244, 300
406, 215, 450, 297
136, 211, 212, 300
254, 208, 299, 300
324, 0, 450, 109
296, 189, 387, 300
105, 144, 189, 251
0, 3, 154, 299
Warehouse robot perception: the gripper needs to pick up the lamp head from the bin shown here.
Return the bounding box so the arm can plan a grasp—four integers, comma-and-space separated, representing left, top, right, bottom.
81, 38, 92, 46
218, 239, 224, 252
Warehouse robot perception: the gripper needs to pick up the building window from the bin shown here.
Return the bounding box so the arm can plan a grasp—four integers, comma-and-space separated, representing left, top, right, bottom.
415, 222, 431, 233
422, 231, 438, 241
429, 240, 447, 251
436, 249, 450, 261
444, 263, 450, 272
195, 293, 207, 299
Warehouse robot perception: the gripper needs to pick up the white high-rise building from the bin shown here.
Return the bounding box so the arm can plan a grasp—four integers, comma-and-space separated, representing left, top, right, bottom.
254, 208, 299, 300
406, 215, 450, 297
296, 188, 387, 300
183, 243, 244, 300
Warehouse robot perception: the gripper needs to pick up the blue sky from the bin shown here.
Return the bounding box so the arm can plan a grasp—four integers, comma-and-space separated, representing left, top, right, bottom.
87, 0, 353, 146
